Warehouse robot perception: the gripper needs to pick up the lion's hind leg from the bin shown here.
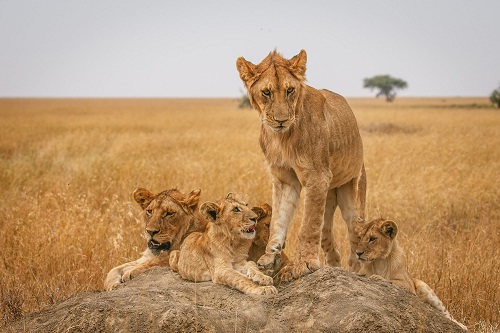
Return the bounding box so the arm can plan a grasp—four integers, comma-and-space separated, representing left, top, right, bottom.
321, 189, 342, 267
413, 278, 467, 331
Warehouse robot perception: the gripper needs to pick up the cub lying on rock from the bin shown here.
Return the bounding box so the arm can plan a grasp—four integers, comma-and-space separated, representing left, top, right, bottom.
169, 193, 278, 295
104, 187, 206, 291
355, 218, 467, 331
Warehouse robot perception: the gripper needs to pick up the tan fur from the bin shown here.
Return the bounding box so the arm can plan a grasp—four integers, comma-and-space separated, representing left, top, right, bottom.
237, 50, 366, 281
248, 203, 288, 276
169, 194, 277, 296
355, 219, 467, 331
104, 187, 207, 291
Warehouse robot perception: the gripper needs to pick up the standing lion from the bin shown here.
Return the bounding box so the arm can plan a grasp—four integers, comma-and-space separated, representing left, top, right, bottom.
236, 50, 366, 281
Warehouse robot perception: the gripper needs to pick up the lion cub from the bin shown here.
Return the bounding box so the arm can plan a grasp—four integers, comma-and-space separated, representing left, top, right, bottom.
169, 193, 277, 296
355, 218, 467, 331
104, 187, 206, 291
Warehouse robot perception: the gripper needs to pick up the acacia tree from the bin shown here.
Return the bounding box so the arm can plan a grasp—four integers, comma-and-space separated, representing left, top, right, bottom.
490, 84, 500, 108
364, 75, 408, 102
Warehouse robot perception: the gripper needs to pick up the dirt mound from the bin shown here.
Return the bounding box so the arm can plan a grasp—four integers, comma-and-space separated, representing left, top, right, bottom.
11, 267, 465, 332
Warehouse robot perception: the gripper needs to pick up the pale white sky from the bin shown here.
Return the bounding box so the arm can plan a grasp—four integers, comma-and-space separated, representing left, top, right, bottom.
1, 0, 499, 98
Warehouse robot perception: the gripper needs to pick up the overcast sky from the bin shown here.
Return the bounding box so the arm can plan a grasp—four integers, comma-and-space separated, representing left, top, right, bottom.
1, 0, 499, 98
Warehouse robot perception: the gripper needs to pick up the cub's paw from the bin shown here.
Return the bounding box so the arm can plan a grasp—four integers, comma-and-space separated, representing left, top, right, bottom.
369, 274, 385, 281
253, 285, 278, 296
121, 270, 132, 283
104, 281, 121, 291
253, 273, 274, 286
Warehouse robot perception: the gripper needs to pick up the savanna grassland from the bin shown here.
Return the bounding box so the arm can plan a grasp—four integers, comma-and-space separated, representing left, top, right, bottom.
0, 97, 498, 332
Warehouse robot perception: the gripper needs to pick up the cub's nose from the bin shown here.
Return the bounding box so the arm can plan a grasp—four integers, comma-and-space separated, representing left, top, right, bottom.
356, 251, 364, 258
249, 217, 257, 224
146, 229, 160, 237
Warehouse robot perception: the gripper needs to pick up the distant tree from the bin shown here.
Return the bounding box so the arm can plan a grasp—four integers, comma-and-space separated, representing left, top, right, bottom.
490, 84, 500, 108
363, 75, 408, 102
238, 90, 252, 109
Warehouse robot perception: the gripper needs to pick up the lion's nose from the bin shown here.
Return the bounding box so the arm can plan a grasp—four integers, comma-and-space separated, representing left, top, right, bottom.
146, 229, 160, 237
273, 116, 288, 124
356, 251, 364, 258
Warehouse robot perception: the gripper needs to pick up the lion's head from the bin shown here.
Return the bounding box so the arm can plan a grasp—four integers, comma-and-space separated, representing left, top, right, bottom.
355, 218, 398, 262
236, 50, 307, 133
200, 193, 258, 240
133, 187, 201, 255
250, 203, 272, 248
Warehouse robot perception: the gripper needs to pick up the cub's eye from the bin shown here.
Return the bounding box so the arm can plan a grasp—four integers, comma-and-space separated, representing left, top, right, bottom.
232, 206, 242, 213
369, 236, 377, 243
145, 209, 153, 216
262, 89, 271, 97
163, 211, 175, 218
286, 87, 294, 96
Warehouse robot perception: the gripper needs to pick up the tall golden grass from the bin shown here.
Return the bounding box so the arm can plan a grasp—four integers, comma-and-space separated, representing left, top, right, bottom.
0, 97, 498, 331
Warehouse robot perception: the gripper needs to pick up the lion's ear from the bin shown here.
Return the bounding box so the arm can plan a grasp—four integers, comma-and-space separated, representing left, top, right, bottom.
380, 220, 398, 240
133, 188, 156, 210
182, 189, 201, 212
289, 49, 307, 81
236, 57, 257, 86
251, 206, 266, 221
200, 201, 220, 223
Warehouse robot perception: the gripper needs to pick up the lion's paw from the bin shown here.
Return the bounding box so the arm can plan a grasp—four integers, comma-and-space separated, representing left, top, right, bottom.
369, 274, 385, 281
253, 285, 278, 295
257, 253, 280, 275
279, 258, 320, 282
254, 273, 274, 286
121, 269, 134, 283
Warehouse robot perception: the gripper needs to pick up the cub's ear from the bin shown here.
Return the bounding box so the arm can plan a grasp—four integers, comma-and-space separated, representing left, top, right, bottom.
289, 49, 307, 81
200, 201, 221, 223
251, 206, 266, 221
182, 189, 201, 212
133, 188, 156, 210
380, 220, 398, 239
236, 57, 257, 86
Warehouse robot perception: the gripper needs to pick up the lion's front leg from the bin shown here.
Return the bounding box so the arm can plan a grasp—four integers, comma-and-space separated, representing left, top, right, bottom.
121, 251, 170, 283
214, 264, 277, 296
258, 170, 301, 275
236, 260, 274, 286
279, 173, 330, 282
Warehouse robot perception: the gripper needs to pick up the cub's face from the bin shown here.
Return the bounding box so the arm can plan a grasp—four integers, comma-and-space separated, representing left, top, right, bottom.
236, 50, 307, 133
133, 188, 200, 255
355, 219, 398, 262
252, 203, 271, 248
201, 193, 258, 240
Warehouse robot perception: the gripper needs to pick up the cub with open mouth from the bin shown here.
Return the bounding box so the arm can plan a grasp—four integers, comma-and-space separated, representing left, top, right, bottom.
169, 193, 277, 296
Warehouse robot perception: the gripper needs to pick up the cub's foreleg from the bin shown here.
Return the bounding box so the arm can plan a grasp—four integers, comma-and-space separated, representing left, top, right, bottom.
235, 260, 274, 286
213, 263, 277, 296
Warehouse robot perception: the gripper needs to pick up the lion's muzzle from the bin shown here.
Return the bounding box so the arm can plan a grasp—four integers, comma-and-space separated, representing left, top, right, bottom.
148, 239, 171, 252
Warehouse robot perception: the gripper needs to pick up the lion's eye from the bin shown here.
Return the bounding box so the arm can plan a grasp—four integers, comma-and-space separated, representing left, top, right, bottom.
145, 209, 153, 216
369, 236, 377, 243
262, 89, 271, 97
163, 211, 175, 218
232, 206, 242, 213
286, 87, 294, 96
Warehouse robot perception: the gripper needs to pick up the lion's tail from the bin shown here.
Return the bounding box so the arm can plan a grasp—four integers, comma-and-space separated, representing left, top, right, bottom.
413, 278, 468, 331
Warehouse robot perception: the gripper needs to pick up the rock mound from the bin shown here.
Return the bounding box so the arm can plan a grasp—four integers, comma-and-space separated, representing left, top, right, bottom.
11, 267, 464, 332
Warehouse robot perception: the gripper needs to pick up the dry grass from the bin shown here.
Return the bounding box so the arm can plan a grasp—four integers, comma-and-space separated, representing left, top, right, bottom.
0, 97, 498, 331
